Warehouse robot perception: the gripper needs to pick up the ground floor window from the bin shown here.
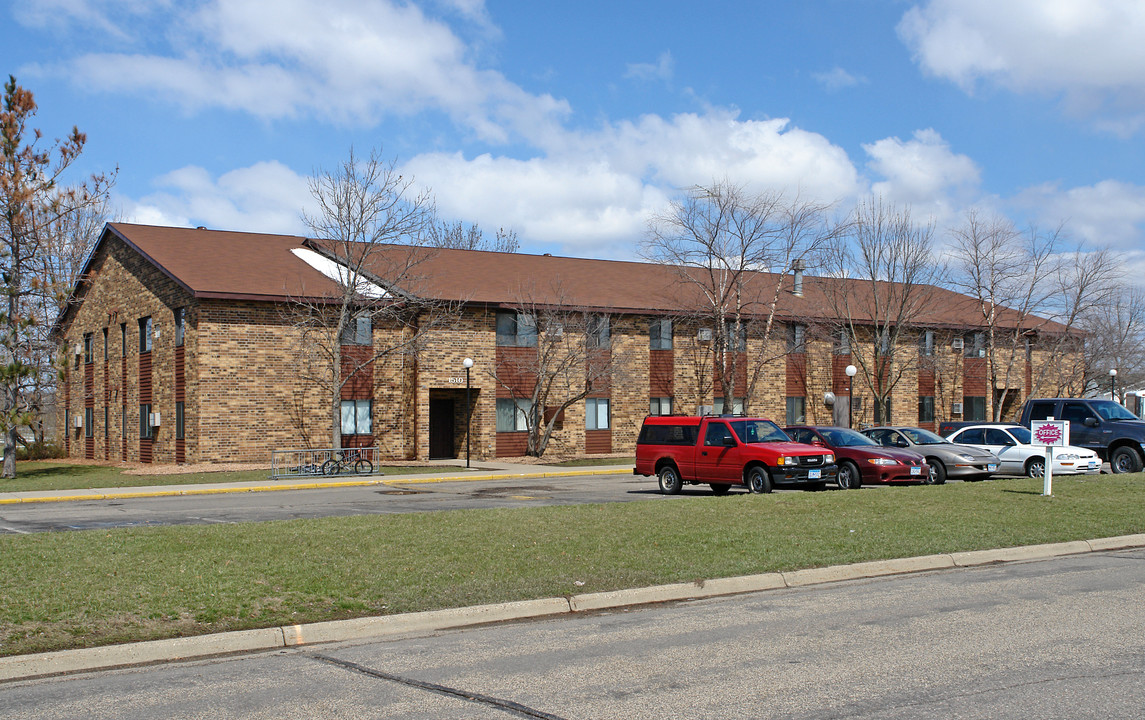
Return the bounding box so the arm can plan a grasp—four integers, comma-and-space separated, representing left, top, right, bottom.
176, 401, 185, 439
918, 395, 935, 423
786, 396, 805, 425
496, 398, 532, 431
714, 397, 744, 415
85, 408, 94, 438
586, 398, 610, 430
139, 404, 152, 439
649, 396, 673, 415
340, 399, 372, 435
964, 396, 987, 421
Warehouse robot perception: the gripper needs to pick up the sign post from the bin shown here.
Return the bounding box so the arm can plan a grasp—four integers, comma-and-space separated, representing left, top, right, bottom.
1030, 419, 1069, 497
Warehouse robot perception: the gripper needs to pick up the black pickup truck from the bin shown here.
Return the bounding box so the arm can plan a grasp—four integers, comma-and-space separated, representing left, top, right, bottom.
1017, 398, 1145, 474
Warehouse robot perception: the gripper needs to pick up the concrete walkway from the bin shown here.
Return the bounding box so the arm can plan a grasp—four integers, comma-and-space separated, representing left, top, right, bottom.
0, 460, 632, 505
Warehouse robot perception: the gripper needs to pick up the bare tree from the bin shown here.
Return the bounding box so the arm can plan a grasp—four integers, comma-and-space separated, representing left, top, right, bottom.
426, 220, 519, 253
643, 179, 842, 413
1080, 285, 1145, 400
1, 76, 113, 475
492, 285, 630, 457
821, 199, 945, 424
289, 148, 450, 451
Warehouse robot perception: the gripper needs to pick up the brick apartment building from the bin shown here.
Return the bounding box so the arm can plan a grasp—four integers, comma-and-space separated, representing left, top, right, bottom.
53, 223, 1079, 464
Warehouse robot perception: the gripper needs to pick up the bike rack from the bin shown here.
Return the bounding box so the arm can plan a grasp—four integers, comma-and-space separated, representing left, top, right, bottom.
270, 447, 380, 480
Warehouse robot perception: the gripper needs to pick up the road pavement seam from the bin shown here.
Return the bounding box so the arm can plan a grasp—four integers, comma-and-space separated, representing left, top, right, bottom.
0, 468, 632, 505
4, 533, 1143, 683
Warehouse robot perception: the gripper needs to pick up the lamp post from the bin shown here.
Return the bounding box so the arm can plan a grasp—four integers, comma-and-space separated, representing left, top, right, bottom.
846, 364, 858, 428
1111, 368, 1118, 403
463, 357, 474, 468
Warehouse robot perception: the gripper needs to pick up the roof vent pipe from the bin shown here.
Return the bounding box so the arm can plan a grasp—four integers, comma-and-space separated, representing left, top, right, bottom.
792, 259, 805, 297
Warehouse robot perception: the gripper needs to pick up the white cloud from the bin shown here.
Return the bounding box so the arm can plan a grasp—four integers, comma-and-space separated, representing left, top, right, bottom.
625, 52, 674, 83
812, 67, 867, 91
898, 0, 1145, 133
863, 128, 980, 221
1012, 179, 1145, 250
123, 161, 311, 235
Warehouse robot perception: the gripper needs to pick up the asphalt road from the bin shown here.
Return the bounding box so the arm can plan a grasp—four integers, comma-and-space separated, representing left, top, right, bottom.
0, 471, 680, 534
3, 548, 1142, 719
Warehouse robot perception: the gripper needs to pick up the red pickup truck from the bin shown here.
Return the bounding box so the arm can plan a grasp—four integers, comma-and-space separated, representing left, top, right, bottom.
634, 415, 837, 495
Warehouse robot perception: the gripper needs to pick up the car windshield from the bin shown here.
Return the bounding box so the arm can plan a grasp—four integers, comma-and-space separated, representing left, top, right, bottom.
1091, 400, 1140, 421
730, 419, 790, 444
1008, 427, 1032, 444
821, 428, 879, 447
899, 427, 949, 445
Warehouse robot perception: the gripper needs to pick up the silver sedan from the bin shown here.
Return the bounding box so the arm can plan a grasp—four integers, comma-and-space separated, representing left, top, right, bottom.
862, 426, 1000, 484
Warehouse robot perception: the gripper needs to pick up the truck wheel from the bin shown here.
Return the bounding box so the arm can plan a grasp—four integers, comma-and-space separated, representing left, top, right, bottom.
747, 466, 772, 494
926, 459, 946, 485
658, 465, 683, 495
1025, 457, 1046, 478
710, 483, 731, 496
1110, 446, 1143, 474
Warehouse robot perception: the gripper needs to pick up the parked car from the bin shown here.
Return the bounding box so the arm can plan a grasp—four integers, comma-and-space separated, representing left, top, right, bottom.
634, 415, 836, 494
785, 425, 930, 489
862, 426, 1000, 484
1018, 397, 1145, 474
944, 424, 1101, 478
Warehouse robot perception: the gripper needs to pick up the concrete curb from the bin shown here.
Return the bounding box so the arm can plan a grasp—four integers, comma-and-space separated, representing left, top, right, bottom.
4, 534, 1143, 683
0, 467, 632, 505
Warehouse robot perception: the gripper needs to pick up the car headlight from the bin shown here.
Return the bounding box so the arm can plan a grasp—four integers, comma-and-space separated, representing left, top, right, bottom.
867, 458, 897, 465
776, 456, 794, 466
1057, 453, 1079, 461
825, 454, 835, 464
958, 454, 976, 461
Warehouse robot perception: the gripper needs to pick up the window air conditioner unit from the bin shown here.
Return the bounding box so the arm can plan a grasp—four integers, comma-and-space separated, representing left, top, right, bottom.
951, 338, 964, 350
150, 412, 161, 427
74, 343, 82, 355
978, 348, 986, 358
952, 402, 964, 415
73, 415, 83, 428
697, 404, 714, 416
697, 328, 713, 342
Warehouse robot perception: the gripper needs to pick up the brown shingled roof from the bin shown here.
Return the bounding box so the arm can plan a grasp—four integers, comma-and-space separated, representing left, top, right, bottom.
58, 223, 1068, 336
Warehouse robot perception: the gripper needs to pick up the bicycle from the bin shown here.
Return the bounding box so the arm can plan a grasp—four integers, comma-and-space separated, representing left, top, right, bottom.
321, 449, 374, 476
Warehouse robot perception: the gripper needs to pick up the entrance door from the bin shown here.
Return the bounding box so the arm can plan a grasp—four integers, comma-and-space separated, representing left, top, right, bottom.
429, 398, 456, 459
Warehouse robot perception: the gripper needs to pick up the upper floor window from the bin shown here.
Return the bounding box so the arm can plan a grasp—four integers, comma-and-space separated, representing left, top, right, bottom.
787, 323, 806, 353
918, 330, 935, 357
340, 313, 371, 345
83, 333, 93, 364
120, 323, 127, 357
496, 311, 537, 347
174, 308, 185, 347
834, 328, 851, 355
103, 328, 108, 360
138, 317, 152, 353
964, 331, 985, 358
649, 318, 672, 350
725, 321, 746, 352
586, 315, 610, 349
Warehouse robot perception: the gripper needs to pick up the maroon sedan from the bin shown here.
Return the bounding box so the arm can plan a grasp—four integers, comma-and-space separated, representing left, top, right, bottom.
785, 426, 930, 489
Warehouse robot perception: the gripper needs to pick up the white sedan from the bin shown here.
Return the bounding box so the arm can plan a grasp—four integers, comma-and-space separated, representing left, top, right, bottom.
945, 425, 1101, 478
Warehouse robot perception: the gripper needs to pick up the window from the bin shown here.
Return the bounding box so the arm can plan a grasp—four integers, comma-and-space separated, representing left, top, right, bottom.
985, 428, 1014, 446
725, 321, 746, 352
585, 398, 610, 430
835, 328, 851, 355
964, 331, 985, 358
340, 313, 371, 345
1027, 400, 1056, 421
122, 405, 127, 440
104, 406, 108, 438
919, 330, 935, 357
586, 316, 610, 349
959, 428, 985, 444
84, 408, 93, 438
704, 422, 734, 446
964, 396, 987, 421
918, 395, 935, 423
874, 397, 892, 424
340, 399, 372, 435
103, 328, 108, 360
174, 308, 185, 347
787, 323, 805, 353
649, 318, 672, 350
496, 311, 537, 347
649, 397, 673, 416
786, 396, 806, 425
83, 333, 93, 364
120, 323, 127, 357
713, 397, 744, 415
496, 398, 532, 431
138, 317, 152, 353
176, 401, 185, 440
139, 404, 152, 439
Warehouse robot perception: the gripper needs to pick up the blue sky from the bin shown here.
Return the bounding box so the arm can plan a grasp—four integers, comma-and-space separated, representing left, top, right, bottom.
5, 0, 1145, 273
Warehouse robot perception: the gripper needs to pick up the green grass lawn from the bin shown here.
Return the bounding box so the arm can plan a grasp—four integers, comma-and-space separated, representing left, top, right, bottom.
1, 473, 1142, 657
0, 462, 446, 494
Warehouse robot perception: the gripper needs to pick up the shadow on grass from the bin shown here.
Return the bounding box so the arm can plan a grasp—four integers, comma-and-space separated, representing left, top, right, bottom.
1001, 488, 1046, 496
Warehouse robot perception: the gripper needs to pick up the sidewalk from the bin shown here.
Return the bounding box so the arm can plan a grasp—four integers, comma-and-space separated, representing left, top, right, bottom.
0, 460, 633, 505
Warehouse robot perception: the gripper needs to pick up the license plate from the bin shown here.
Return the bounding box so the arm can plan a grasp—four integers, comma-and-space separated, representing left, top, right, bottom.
988, 464, 998, 472
808, 469, 821, 479
910, 466, 922, 475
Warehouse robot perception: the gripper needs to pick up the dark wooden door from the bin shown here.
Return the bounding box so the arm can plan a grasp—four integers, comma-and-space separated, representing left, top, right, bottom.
429, 398, 455, 459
